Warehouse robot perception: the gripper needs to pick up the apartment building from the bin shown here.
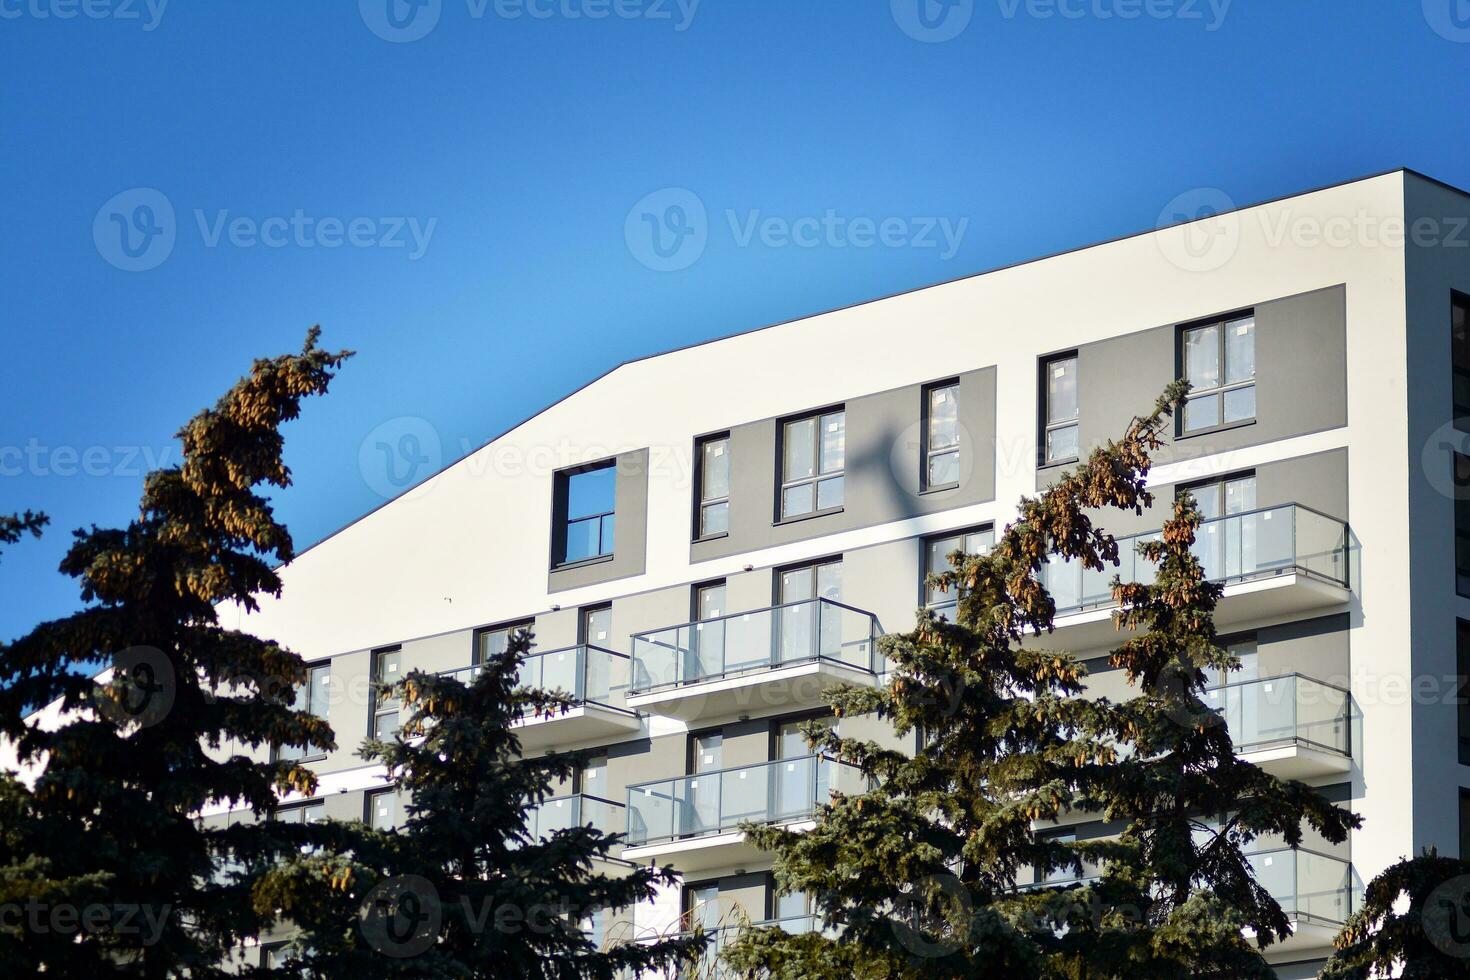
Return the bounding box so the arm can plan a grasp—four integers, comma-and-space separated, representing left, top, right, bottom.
202, 169, 1470, 977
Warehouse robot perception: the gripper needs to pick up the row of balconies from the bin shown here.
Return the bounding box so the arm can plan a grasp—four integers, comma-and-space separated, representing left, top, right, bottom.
478, 502, 1353, 959
466, 502, 1351, 762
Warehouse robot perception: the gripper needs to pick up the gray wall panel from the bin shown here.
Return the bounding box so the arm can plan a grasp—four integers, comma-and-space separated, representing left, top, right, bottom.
549, 449, 650, 593
692, 368, 997, 563
1038, 285, 1347, 485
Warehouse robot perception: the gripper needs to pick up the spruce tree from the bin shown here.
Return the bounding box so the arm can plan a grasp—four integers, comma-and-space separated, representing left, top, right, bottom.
1321, 849, 1470, 979
253, 626, 703, 979
0, 511, 48, 556
1028, 490, 1358, 979
0, 330, 349, 976
723, 387, 1186, 979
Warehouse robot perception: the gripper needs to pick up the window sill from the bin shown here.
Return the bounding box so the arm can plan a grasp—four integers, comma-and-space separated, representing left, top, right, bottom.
773, 507, 844, 527
552, 554, 615, 572
1176, 417, 1257, 440
1038, 456, 1079, 470
693, 532, 729, 544
919, 482, 960, 496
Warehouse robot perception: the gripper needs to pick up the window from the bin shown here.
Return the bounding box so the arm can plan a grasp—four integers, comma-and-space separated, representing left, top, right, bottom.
275, 661, 330, 763
696, 434, 730, 538
576, 751, 608, 797
1458, 621, 1470, 766
1182, 473, 1257, 520
923, 526, 995, 613
780, 409, 845, 519
1180, 313, 1256, 434
770, 884, 815, 929
923, 381, 960, 490
1455, 454, 1470, 598
684, 882, 720, 933
1455, 292, 1470, 427
371, 647, 402, 740
1202, 636, 1259, 690
367, 788, 398, 831
1041, 354, 1079, 464
274, 799, 325, 826
1038, 832, 1079, 885
778, 559, 842, 662
680, 580, 728, 681
581, 907, 611, 951
1180, 473, 1257, 582
581, 605, 612, 647
555, 462, 616, 565
476, 621, 529, 668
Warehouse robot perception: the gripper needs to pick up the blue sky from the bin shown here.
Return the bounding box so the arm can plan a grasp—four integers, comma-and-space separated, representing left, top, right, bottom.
1, 0, 1467, 642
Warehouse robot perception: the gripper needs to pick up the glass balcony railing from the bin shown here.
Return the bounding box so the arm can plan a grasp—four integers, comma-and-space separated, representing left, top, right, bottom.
1039, 503, 1349, 616
629, 598, 881, 694
441, 643, 631, 711
1204, 674, 1351, 756
625, 755, 866, 847
1249, 847, 1353, 924
514, 794, 625, 849
1021, 848, 1352, 927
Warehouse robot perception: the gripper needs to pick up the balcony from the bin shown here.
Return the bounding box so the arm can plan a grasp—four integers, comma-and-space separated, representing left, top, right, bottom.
627, 598, 882, 723
622, 755, 866, 873
1036, 503, 1351, 650
442, 644, 641, 752
515, 793, 630, 865
1026, 848, 1352, 957
1205, 674, 1351, 780
1247, 847, 1353, 955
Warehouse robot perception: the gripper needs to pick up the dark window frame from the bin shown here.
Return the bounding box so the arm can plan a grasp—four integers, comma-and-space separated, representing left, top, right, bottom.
694, 431, 732, 542
921, 378, 962, 492
685, 726, 725, 777
690, 578, 728, 622
772, 554, 844, 606
1175, 469, 1258, 509
1038, 352, 1080, 467
1455, 452, 1470, 599
365, 786, 398, 831
1175, 309, 1258, 439
766, 708, 835, 762
272, 657, 332, 764
551, 459, 618, 569
774, 405, 846, 524
921, 524, 995, 610
578, 604, 613, 647
270, 797, 326, 825
1453, 290, 1470, 428
369, 645, 404, 741
472, 618, 535, 667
